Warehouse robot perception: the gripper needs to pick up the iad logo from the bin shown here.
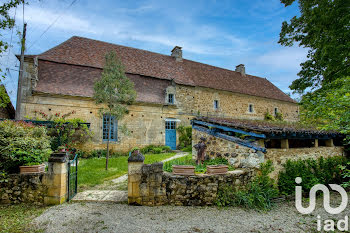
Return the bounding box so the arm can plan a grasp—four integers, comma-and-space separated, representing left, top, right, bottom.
295, 177, 349, 231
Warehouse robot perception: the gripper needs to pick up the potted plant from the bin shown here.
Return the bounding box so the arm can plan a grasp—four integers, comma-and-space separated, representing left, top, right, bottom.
206, 165, 228, 175
172, 165, 195, 175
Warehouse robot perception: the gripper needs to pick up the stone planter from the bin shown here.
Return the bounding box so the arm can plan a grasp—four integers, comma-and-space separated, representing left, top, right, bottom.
172, 165, 195, 175
206, 165, 228, 175
19, 164, 45, 174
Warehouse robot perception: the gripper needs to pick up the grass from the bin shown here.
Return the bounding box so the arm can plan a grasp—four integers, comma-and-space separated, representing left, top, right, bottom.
78, 152, 176, 189
163, 155, 235, 173
0, 204, 47, 233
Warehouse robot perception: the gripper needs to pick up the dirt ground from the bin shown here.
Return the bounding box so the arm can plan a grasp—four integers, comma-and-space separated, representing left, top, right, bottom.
31, 193, 349, 233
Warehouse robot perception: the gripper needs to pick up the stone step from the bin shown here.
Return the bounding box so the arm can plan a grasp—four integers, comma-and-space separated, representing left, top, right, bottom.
72, 190, 127, 203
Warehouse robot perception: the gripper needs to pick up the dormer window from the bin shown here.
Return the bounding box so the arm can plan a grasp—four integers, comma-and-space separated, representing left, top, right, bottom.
214, 100, 219, 110
168, 93, 174, 104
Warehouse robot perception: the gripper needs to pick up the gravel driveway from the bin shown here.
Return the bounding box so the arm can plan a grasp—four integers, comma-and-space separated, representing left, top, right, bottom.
31, 194, 349, 233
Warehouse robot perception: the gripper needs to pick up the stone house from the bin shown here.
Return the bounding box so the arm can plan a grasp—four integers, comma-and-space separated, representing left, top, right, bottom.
17, 36, 299, 152
0, 85, 15, 119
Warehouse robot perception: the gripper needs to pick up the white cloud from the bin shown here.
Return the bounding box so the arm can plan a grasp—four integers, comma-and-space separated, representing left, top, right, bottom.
255, 47, 307, 70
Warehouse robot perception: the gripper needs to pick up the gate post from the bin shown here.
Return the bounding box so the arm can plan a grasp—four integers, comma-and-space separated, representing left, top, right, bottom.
128, 151, 145, 205
44, 152, 69, 205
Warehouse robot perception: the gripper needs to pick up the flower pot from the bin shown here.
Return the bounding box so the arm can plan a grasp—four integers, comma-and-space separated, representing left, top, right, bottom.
206, 165, 228, 175
19, 164, 46, 174
172, 165, 195, 175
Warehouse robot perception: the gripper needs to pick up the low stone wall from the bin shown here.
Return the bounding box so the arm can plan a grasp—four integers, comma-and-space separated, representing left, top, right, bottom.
0, 173, 47, 205
265, 146, 345, 178
129, 162, 254, 206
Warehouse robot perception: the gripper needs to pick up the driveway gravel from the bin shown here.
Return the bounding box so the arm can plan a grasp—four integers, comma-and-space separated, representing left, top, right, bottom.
31, 194, 350, 233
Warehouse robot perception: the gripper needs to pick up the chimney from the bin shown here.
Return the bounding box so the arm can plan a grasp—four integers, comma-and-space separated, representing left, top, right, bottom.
235, 64, 245, 76
171, 46, 182, 61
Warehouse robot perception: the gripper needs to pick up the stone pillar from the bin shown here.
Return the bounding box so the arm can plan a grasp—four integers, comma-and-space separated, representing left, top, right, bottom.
314, 139, 319, 147
325, 139, 334, 147
128, 151, 145, 205
281, 139, 289, 149
44, 152, 68, 205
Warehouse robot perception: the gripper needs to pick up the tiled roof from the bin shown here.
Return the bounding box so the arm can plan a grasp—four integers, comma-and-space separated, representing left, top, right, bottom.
35, 60, 171, 104
195, 117, 340, 136
34, 36, 295, 103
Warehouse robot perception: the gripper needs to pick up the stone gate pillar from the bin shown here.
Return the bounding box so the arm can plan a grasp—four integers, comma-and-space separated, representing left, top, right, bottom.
128, 151, 145, 205
44, 152, 68, 205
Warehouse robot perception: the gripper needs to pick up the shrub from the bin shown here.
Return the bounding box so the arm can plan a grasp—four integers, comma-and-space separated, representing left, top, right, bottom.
264, 112, 274, 121
140, 145, 172, 154
216, 160, 278, 211
80, 149, 127, 159
182, 145, 192, 152
177, 125, 192, 149
278, 156, 348, 195
275, 112, 283, 121
0, 120, 52, 173
339, 162, 350, 188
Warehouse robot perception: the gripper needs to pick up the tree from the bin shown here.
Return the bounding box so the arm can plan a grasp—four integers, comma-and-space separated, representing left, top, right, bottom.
93, 51, 136, 170
300, 77, 350, 147
279, 0, 350, 93
0, 0, 25, 107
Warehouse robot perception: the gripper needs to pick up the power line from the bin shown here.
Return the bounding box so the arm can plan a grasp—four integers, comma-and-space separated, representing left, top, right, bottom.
27, 0, 79, 51
6, 6, 17, 68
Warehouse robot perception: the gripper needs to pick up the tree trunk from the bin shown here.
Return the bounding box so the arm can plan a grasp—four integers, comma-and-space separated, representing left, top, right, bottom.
106, 115, 110, 170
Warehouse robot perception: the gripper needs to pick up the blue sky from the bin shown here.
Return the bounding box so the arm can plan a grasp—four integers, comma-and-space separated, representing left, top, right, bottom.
1, 0, 306, 105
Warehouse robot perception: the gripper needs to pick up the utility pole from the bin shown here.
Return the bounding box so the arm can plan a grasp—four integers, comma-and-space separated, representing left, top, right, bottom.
15, 23, 27, 120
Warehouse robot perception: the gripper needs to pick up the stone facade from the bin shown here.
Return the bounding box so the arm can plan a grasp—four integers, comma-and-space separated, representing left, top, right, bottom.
0, 173, 47, 205
128, 161, 254, 206
192, 129, 264, 169
18, 59, 298, 152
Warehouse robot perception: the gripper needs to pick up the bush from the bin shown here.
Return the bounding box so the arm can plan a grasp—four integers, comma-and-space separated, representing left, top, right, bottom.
182, 145, 192, 152
140, 145, 172, 154
0, 120, 52, 173
278, 156, 348, 195
339, 162, 350, 188
177, 125, 192, 149
216, 160, 278, 211
80, 149, 127, 158
264, 112, 274, 121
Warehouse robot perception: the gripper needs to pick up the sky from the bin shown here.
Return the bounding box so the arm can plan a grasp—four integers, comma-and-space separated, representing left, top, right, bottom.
0, 0, 306, 106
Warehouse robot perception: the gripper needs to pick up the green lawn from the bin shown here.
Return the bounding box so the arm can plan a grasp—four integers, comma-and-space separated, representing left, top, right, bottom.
78, 152, 176, 189
0, 204, 47, 233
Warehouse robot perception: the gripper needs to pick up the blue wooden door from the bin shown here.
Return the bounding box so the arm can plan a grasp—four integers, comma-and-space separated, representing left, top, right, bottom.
165, 121, 177, 150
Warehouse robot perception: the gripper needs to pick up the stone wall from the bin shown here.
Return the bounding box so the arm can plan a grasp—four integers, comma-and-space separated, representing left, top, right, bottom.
0, 173, 47, 205
192, 128, 264, 169
265, 147, 345, 178
128, 162, 254, 206
19, 59, 299, 152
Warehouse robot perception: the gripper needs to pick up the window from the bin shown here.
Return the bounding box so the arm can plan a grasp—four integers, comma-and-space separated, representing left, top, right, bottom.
214, 100, 219, 110
103, 114, 118, 141
168, 93, 174, 104
248, 104, 254, 113
274, 107, 278, 116
165, 121, 176, 129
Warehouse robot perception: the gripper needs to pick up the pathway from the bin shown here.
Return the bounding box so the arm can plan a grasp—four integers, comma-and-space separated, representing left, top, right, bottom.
72, 152, 189, 203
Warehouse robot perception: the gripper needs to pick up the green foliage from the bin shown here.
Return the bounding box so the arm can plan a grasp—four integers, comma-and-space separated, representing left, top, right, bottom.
339, 162, 350, 188
0, 120, 52, 173
31, 110, 93, 151
300, 77, 350, 148
163, 155, 234, 173
80, 149, 128, 159
182, 145, 192, 152
140, 145, 171, 154
0, 85, 10, 108
278, 156, 348, 195
216, 160, 278, 211
275, 112, 283, 121
279, 0, 350, 93
177, 125, 192, 149
264, 112, 274, 121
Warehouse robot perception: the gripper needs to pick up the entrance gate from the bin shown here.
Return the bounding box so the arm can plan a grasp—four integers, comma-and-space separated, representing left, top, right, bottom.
67, 154, 78, 201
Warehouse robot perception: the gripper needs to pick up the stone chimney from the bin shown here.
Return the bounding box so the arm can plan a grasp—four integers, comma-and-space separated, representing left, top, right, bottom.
171, 46, 182, 61
235, 64, 245, 76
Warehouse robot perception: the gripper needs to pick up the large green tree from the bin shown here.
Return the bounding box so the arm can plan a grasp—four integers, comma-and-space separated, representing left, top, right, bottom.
93, 51, 136, 170
279, 0, 350, 93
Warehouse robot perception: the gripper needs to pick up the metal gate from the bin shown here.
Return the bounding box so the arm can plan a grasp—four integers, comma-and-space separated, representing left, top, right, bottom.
67, 154, 78, 201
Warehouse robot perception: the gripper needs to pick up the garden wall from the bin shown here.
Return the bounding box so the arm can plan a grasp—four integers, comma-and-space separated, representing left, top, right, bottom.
128, 162, 255, 206
0, 173, 47, 205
